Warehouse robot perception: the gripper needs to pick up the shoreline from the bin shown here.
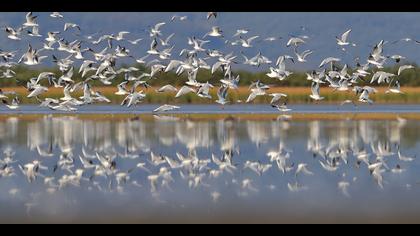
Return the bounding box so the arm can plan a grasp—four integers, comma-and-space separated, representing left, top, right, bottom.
1, 104, 420, 120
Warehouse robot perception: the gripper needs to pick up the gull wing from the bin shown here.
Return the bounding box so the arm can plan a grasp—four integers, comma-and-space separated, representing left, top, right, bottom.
340, 29, 351, 42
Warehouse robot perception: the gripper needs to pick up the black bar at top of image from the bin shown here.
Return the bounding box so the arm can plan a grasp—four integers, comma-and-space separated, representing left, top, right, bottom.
6, 0, 420, 12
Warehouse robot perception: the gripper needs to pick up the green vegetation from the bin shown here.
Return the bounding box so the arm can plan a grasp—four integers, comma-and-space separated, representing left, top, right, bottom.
2, 86, 420, 104
2, 63, 420, 104
3, 63, 420, 88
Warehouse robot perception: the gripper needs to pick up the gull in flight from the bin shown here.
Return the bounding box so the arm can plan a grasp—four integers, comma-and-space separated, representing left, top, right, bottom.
319, 57, 341, 68
147, 38, 160, 55
121, 91, 146, 108
398, 65, 415, 76
354, 86, 377, 104
5, 26, 23, 40
216, 85, 229, 106
64, 23, 81, 32
135, 55, 149, 65
385, 81, 404, 94
58, 67, 75, 84
336, 29, 355, 46
270, 93, 291, 112
156, 85, 178, 93
239, 35, 259, 48
207, 12, 217, 20
47, 100, 78, 112
246, 81, 269, 103
391, 37, 415, 44
38, 98, 60, 108
149, 22, 166, 37
28, 85, 48, 98
368, 40, 387, 67
295, 49, 313, 63
50, 12, 64, 18
220, 74, 240, 90
2, 97, 20, 110
114, 31, 130, 41
127, 38, 143, 45
27, 26, 42, 37
45, 31, 60, 43
241, 52, 260, 67
79, 60, 97, 78
269, 93, 288, 105
264, 36, 281, 42
18, 44, 47, 66
233, 28, 249, 37
153, 104, 180, 113
23, 12, 38, 27
115, 81, 129, 96
159, 33, 175, 46
310, 82, 324, 101
0, 69, 16, 79
175, 86, 196, 98
207, 49, 223, 58
204, 26, 223, 38
370, 71, 395, 84
266, 55, 293, 81
195, 82, 213, 99
286, 37, 305, 48
171, 15, 188, 22
389, 55, 405, 63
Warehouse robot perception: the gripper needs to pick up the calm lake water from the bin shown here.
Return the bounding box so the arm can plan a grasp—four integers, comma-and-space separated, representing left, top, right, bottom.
1, 107, 420, 223
2, 104, 420, 114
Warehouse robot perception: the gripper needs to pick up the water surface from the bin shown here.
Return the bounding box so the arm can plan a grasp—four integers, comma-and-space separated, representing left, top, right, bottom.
0, 111, 420, 223
2, 104, 420, 115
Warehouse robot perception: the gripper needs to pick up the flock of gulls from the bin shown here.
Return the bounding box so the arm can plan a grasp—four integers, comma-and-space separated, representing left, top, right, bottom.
0, 115, 417, 216
0, 12, 418, 113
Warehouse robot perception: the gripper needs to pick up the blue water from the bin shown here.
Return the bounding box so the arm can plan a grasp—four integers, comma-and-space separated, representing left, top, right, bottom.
1, 104, 420, 115
0, 114, 420, 223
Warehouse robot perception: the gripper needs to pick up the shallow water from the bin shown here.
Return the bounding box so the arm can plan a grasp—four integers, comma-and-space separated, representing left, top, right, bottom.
1, 111, 420, 223
2, 104, 420, 115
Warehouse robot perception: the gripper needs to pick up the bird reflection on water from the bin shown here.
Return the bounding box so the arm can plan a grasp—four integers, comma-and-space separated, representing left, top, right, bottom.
0, 114, 419, 223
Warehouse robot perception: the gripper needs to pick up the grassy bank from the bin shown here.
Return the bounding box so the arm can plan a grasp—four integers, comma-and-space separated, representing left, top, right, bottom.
2, 86, 420, 104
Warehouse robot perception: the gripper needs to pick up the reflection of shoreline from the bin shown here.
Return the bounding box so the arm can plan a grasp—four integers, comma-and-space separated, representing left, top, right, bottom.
0, 115, 413, 153
0, 114, 417, 222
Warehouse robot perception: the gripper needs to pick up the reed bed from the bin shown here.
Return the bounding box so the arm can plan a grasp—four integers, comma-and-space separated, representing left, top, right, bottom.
2, 86, 420, 104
